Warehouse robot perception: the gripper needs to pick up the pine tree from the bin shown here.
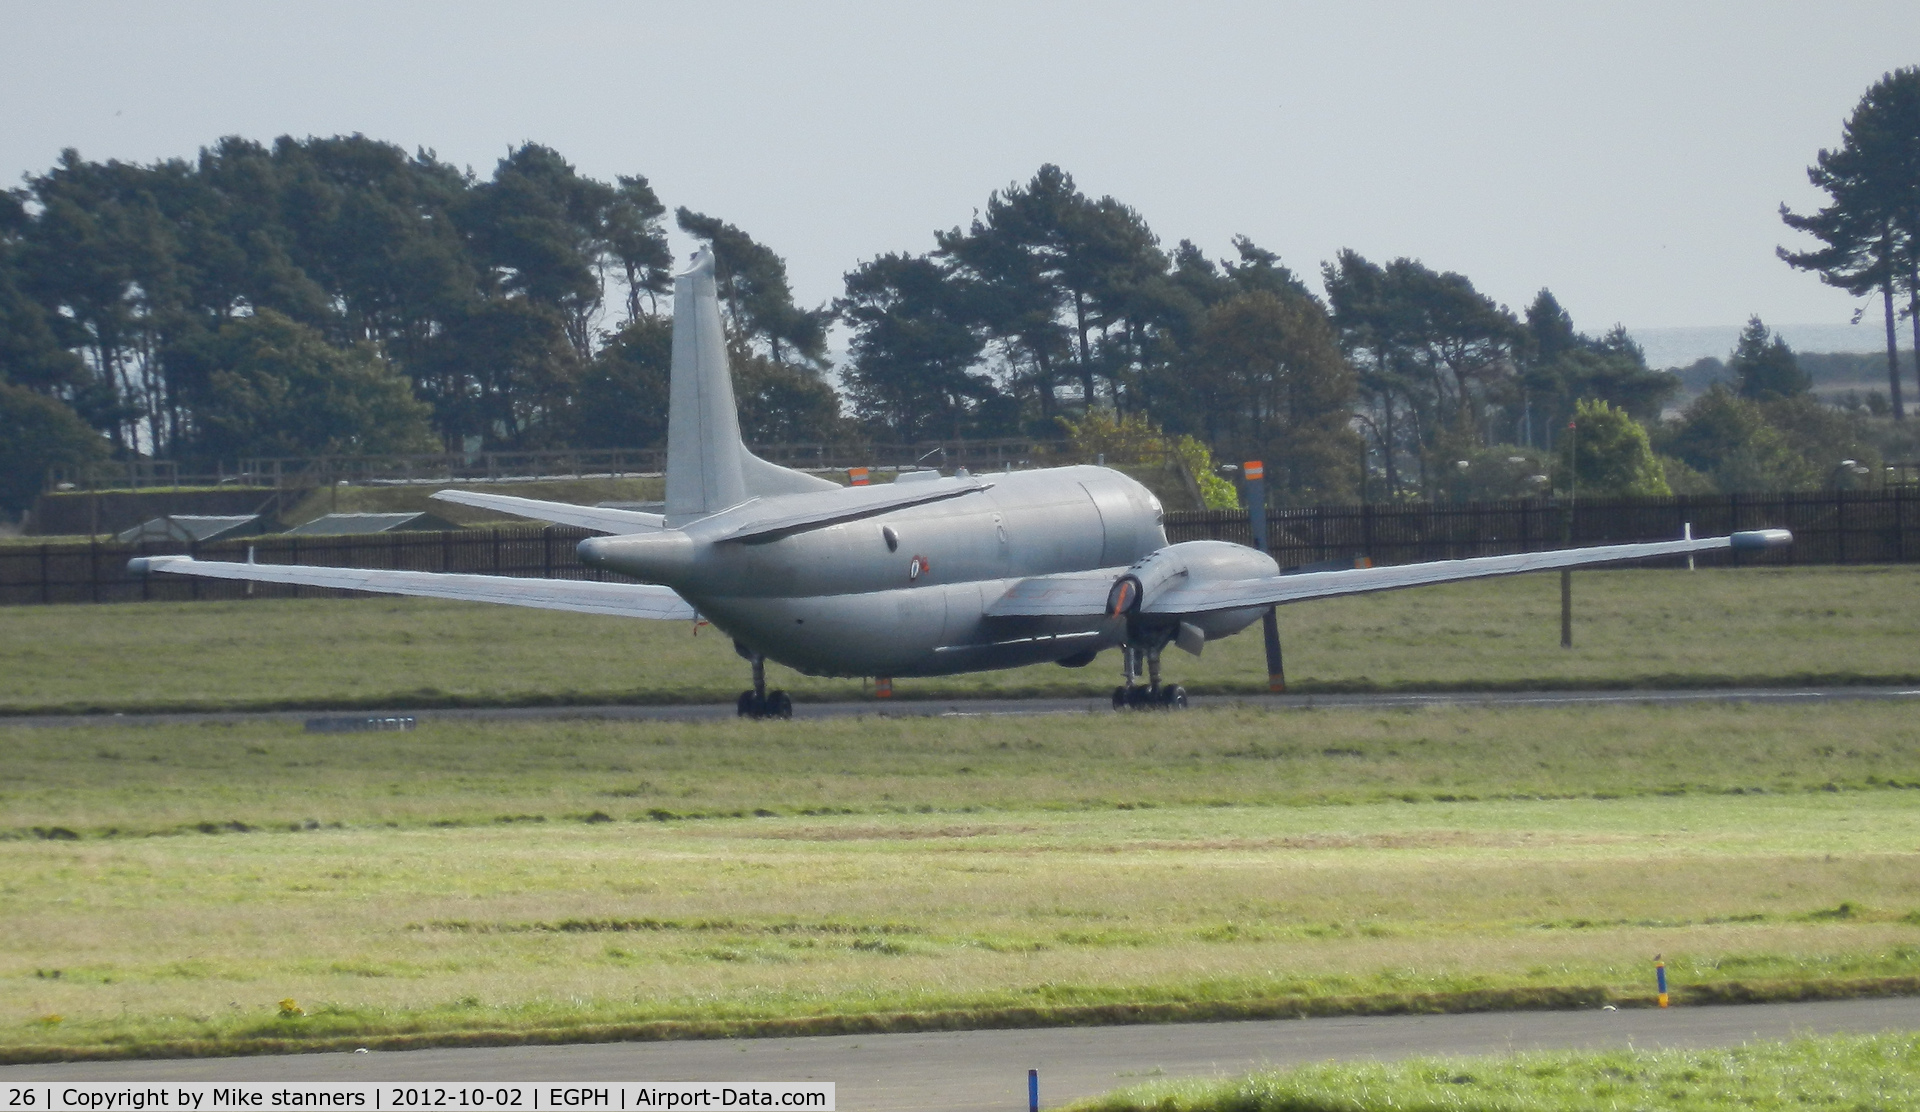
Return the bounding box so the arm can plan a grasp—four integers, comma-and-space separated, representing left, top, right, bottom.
1728, 316, 1810, 402
1780, 67, 1920, 420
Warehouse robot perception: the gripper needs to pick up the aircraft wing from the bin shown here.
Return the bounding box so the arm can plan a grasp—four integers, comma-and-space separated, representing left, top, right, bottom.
430, 490, 666, 533
984, 568, 1125, 616
986, 530, 1791, 617
1145, 530, 1792, 614
127, 556, 696, 620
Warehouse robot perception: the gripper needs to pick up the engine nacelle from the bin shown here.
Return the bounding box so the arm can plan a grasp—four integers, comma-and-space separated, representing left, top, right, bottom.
1104, 540, 1278, 616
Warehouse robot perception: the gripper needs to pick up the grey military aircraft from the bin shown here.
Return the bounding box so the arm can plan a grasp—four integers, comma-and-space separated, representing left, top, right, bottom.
132, 246, 1791, 718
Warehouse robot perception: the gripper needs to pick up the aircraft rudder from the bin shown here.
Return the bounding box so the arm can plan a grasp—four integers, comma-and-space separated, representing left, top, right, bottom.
665, 247, 750, 522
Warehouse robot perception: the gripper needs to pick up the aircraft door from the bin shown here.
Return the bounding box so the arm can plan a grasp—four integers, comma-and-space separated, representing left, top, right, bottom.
1081, 478, 1141, 566
894, 584, 949, 656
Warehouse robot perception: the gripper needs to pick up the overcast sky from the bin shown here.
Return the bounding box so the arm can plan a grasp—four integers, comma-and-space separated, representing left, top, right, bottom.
4, 2, 1914, 344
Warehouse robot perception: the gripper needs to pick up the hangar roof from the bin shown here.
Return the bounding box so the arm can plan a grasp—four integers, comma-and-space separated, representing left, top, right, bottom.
115, 515, 261, 544
285, 512, 460, 536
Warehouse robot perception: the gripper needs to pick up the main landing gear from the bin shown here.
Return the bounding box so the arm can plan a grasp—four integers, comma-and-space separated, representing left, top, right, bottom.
1111, 641, 1187, 711
735, 646, 792, 720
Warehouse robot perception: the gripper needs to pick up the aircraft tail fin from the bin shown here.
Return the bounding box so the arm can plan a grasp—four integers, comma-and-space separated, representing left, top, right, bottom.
664, 247, 833, 525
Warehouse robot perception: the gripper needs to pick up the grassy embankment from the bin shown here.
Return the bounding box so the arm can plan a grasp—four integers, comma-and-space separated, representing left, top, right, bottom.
3, 565, 1916, 715
1069, 1032, 1920, 1111
4, 700, 1920, 1059
278, 476, 669, 528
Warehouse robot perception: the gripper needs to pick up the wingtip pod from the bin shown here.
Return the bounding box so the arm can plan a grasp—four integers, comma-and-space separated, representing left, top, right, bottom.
127, 556, 189, 574
1730, 528, 1792, 550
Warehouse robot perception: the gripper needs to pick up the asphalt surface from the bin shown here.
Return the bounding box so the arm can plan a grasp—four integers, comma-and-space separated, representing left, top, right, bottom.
5, 685, 1919, 730
7, 999, 1920, 1110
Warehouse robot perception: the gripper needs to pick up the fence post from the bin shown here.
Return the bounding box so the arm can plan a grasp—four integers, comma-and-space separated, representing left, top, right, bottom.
1835, 490, 1846, 564
40, 543, 50, 604
88, 536, 98, 603
1244, 462, 1284, 693
1560, 568, 1573, 649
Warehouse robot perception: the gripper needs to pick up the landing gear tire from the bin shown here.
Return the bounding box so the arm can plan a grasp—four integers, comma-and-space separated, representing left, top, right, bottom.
737, 689, 792, 720
1112, 685, 1129, 710
1158, 684, 1188, 709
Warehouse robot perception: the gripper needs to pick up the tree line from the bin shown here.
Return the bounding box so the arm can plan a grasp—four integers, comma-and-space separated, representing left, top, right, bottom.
3, 67, 1917, 517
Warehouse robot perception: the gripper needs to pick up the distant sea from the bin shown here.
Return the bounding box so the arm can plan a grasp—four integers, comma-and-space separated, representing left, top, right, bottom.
1629, 323, 1891, 370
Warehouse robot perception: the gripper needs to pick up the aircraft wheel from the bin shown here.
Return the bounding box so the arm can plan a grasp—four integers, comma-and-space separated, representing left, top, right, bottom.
1127, 686, 1154, 710
736, 690, 762, 719
1159, 684, 1188, 709
766, 690, 793, 719
1112, 685, 1130, 710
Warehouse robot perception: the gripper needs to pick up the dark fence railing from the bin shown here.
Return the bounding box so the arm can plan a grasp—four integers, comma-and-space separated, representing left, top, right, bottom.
3, 489, 1912, 607
1168, 489, 1915, 569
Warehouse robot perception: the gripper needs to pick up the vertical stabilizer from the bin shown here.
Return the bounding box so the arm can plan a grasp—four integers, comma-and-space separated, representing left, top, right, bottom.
664, 247, 838, 525
666, 248, 750, 524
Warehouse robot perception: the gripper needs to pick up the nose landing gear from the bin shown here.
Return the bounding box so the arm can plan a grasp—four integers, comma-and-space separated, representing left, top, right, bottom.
1111, 641, 1187, 710
735, 648, 792, 719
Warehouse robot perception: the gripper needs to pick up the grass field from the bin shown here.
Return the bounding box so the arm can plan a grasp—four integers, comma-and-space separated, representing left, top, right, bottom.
3, 565, 1917, 714
5, 701, 1920, 1059
1069, 1032, 1920, 1111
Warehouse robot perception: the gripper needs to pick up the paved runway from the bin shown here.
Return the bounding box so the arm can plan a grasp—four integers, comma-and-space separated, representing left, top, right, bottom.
6, 684, 1919, 730
7, 999, 1920, 1111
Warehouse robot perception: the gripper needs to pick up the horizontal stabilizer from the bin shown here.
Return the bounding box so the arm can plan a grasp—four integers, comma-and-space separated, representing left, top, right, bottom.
128, 556, 694, 620
431, 490, 665, 534
704, 477, 995, 543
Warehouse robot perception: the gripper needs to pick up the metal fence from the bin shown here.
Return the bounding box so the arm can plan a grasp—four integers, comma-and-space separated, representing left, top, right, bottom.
3, 489, 1913, 607
1171, 488, 1916, 569
1, 526, 615, 606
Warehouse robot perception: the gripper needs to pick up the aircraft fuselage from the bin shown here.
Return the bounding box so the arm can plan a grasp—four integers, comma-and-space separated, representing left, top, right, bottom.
581, 464, 1180, 677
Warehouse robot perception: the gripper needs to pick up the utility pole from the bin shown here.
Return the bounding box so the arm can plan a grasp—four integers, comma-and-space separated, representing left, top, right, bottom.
1561, 415, 1576, 649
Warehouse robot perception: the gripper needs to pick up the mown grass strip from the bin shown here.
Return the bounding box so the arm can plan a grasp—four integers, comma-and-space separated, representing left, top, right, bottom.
4, 566, 1915, 714
8, 702, 1920, 1060
7, 701, 1918, 835
7, 671, 1920, 719
10, 979, 1920, 1066
1070, 1031, 1920, 1111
